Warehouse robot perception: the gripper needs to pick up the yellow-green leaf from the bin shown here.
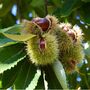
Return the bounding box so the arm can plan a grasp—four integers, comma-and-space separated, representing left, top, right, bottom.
52, 60, 69, 90
0, 80, 2, 88
2, 33, 36, 42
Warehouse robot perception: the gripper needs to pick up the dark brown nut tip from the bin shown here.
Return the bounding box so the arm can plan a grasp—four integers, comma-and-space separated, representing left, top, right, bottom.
67, 30, 76, 41
32, 18, 50, 31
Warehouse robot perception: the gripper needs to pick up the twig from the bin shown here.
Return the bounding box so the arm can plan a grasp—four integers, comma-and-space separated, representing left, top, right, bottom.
44, 0, 48, 16
16, 0, 23, 22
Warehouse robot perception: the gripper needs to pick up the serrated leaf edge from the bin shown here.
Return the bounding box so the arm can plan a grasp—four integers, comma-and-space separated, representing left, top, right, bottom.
26, 69, 41, 90
43, 71, 48, 90
0, 55, 26, 74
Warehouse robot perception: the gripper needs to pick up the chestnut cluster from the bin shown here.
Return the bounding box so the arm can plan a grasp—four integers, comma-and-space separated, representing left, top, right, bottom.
22, 15, 84, 72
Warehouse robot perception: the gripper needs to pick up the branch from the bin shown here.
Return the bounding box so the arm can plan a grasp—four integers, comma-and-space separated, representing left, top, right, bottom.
44, 0, 48, 16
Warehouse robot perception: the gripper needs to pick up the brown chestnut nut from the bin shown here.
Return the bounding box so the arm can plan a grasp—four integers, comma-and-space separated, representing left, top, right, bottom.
67, 30, 76, 42
32, 18, 50, 31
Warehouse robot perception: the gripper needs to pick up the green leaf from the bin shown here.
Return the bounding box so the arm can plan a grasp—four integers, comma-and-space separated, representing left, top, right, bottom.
0, 24, 23, 34
52, 60, 68, 90
35, 71, 45, 89
85, 47, 90, 58
0, 33, 16, 47
0, 43, 26, 73
84, 42, 90, 56
0, 41, 17, 48
42, 71, 48, 90
82, 27, 90, 41
54, 0, 82, 18
82, 0, 90, 2
0, 74, 2, 88
43, 65, 62, 89
13, 59, 37, 89
30, 0, 46, 17
61, 0, 82, 17
52, 0, 64, 7
67, 72, 78, 89
0, 24, 24, 47
1, 59, 24, 89
2, 33, 36, 41
79, 63, 90, 89
84, 42, 90, 65
79, 3, 90, 25
0, 81, 2, 88
26, 69, 41, 90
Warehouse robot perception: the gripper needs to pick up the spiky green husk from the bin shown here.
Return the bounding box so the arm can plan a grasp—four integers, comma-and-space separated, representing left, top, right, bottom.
26, 33, 59, 65
46, 15, 59, 30
21, 20, 42, 35
50, 27, 73, 52
69, 43, 84, 63
59, 43, 84, 72
49, 23, 84, 72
